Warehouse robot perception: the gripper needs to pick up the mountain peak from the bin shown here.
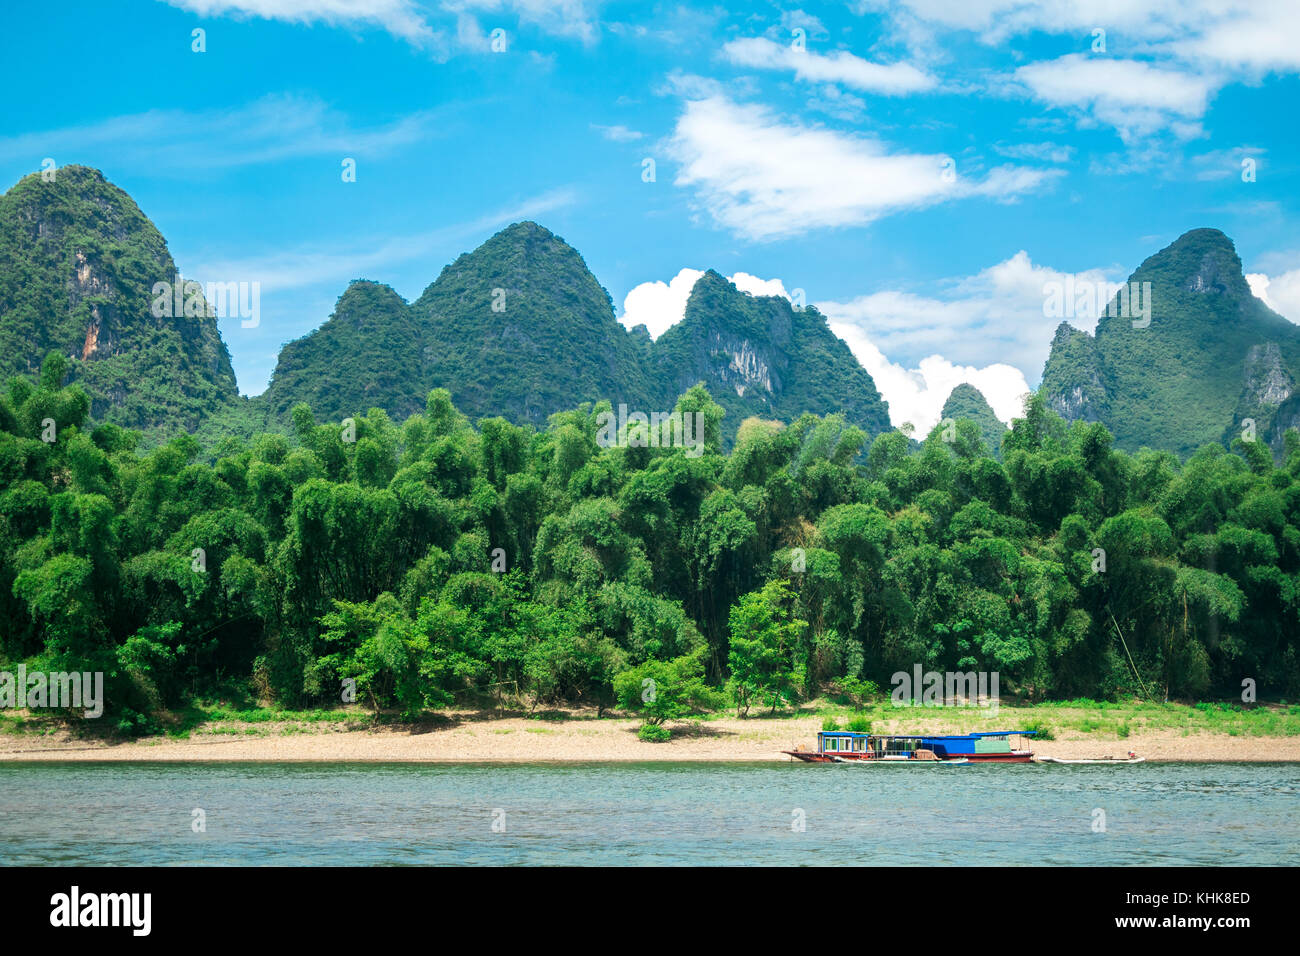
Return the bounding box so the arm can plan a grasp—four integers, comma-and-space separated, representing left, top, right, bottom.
652, 263, 890, 443
941, 383, 1007, 455
1041, 226, 1300, 456
1134, 226, 1249, 301
337, 278, 406, 307
1167, 226, 1235, 251
0, 164, 237, 441
492, 220, 556, 242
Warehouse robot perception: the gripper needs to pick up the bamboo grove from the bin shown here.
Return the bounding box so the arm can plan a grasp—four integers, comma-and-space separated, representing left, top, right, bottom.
3, 352, 1299, 732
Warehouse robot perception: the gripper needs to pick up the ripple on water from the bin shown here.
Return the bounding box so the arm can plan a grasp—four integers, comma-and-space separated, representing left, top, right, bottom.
0, 761, 1296, 866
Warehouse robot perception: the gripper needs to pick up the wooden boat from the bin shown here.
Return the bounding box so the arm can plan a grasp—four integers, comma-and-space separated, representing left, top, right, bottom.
1035, 753, 1144, 764
783, 730, 1036, 763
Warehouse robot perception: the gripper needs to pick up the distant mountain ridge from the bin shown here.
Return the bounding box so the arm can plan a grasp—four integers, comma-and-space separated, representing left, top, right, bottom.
0, 166, 894, 445
256, 220, 893, 443
7, 168, 1299, 458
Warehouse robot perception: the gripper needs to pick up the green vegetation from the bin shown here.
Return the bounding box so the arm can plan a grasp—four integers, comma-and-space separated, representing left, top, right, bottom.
794, 699, 1300, 740
4, 343, 1300, 738
256, 233, 893, 449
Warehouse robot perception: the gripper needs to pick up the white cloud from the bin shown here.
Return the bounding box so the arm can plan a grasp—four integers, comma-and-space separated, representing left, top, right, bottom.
619, 268, 705, 338
721, 37, 937, 95
859, 2, 1300, 142
444, 0, 602, 44
164, 0, 609, 46
815, 251, 1120, 381
1014, 54, 1216, 141
729, 272, 793, 299
993, 141, 1075, 164
859, 0, 1222, 48
0, 94, 440, 172
828, 323, 1030, 432
816, 248, 1128, 432
666, 95, 1060, 241
1171, 2, 1300, 74
591, 123, 644, 142
779, 9, 829, 39
161, 0, 436, 43
619, 269, 803, 339
618, 268, 1032, 433
1248, 271, 1300, 324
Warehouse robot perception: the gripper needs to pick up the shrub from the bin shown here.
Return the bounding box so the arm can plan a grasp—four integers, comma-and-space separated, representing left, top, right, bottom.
836, 677, 881, 706
637, 723, 672, 742
1022, 719, 1055, 741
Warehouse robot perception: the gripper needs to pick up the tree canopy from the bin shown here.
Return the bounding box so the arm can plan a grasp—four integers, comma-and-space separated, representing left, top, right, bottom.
3, 357, 1298, 734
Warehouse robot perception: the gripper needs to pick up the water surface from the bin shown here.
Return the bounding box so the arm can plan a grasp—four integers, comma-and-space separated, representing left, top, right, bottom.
1, 761, 1295, 865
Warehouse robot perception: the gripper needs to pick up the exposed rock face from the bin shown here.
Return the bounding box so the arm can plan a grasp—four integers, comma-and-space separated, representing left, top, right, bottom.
648, 269, 890, 445
1241, 343, 1293, 408
723, 336, 775, 396
1233, 342, 1299, 456
1267, 392, 1300, 455
1186, 251, 1232, 295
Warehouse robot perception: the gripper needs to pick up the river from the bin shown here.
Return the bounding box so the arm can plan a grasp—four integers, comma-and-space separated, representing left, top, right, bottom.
1, 760, 1295, 865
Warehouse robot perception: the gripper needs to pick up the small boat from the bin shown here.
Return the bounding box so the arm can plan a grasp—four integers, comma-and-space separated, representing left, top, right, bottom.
1036, 753, 1144, 764
783, 730, 1036, 763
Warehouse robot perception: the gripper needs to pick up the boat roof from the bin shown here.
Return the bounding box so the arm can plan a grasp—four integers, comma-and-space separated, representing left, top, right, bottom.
819, 730, 1038, 738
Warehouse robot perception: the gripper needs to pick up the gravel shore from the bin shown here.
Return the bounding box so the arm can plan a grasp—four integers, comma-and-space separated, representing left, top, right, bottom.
3, 712, 1297, 762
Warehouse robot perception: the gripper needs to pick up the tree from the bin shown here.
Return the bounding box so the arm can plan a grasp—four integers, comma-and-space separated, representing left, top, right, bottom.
727, 579, 806, 715
613, 649, 717, 727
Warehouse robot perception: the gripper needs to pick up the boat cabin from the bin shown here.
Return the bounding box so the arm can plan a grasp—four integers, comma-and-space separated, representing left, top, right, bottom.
816, 732, 934, 758
804, 729, 1037, 762
817, 732, 870, 755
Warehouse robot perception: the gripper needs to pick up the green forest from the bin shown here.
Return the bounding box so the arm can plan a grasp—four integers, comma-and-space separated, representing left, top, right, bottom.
3, 350, 1298, 735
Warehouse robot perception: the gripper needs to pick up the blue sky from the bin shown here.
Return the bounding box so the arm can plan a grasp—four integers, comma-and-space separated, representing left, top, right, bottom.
3, 0, 1299, 430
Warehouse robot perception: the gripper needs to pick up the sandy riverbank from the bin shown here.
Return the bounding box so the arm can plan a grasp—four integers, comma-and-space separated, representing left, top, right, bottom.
2, 712, 1297, 762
